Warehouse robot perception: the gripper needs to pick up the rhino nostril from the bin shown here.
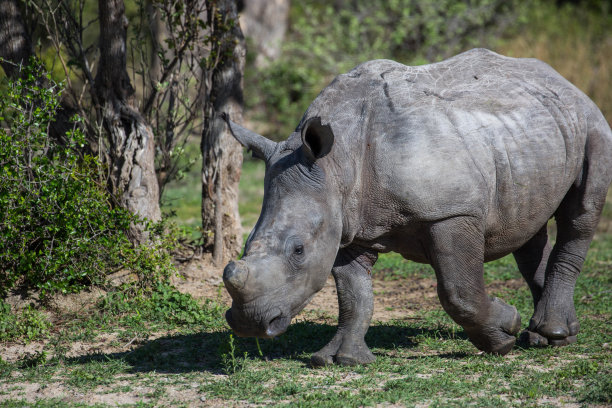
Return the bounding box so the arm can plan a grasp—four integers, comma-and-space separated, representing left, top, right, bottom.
223, 261, 249, 290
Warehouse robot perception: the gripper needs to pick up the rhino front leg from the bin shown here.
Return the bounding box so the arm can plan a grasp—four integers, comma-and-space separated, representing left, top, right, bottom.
311, 246, 377, 367
429, 217, 521, 355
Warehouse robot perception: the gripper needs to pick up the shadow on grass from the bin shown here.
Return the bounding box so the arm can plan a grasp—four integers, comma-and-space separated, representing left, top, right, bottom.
66, 321, 468, 374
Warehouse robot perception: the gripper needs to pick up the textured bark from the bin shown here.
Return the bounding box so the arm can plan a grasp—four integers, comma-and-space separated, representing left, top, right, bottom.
0, 0, 76, 144
95, 0, 161, 241
202, 0, 245, 265
146, 0, 163, 89
240, 0, 289, 67
0, 0, 32, 78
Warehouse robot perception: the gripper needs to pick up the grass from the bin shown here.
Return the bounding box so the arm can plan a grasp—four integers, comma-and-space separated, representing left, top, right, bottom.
161, 153, 265, 239
3, 285, 609, 407
1, 157, 611, 406
238, 159, 266, 232
0, 301, 51, 343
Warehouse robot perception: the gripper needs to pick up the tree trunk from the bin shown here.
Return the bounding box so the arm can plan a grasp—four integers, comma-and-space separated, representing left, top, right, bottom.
146, 0, 163, 90
95, 0, 161, 242
0, 0, 76, 144
240, 0, 289, 68
0, 0, 33, 78
202, 0, 245, 265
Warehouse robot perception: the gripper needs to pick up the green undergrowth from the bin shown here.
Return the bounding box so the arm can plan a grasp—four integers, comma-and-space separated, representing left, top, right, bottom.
162, 156, 265, 240
0, 300, 51, 343
0, 282, 225, 347
373, 250, 520, 284
98, 283, 227, 331
78, 283, 227, 343
160, 140, 203, 239
238, 159, 267, 231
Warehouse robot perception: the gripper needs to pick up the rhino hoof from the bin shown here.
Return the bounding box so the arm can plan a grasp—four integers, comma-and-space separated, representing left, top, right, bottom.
518, 329, 549, 347
487, 335, 517, 355
550, 335, 577, 346
311, 353, 334, 367
311, 350, 376, 367
518, 329, 577, 348
335, 354, 375, 366
335, 349, 376, 366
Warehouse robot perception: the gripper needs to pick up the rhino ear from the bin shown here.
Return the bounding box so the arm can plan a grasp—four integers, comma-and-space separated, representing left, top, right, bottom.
221, 113, 277, 162
301, 117, 334, 160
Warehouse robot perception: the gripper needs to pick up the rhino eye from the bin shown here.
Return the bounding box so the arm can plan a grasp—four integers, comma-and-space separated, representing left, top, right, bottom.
294, 245, 304, 256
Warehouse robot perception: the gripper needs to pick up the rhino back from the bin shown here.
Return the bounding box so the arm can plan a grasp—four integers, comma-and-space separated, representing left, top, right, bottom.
298, 49, 598, 259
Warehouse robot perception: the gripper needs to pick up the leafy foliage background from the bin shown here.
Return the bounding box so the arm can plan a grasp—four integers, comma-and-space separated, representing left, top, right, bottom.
244, 0, 611, 140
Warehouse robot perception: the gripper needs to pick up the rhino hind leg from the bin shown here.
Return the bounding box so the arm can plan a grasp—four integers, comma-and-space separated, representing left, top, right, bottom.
513, 224, 551, 305
429, 217, 521, 355
522, 130, 612, 347
513, 225, 579, 347
311, 247, 377, 367
513, 225, 555, 347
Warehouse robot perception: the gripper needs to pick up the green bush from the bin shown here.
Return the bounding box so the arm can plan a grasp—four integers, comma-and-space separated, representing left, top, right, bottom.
250, 61, 322, 138
0, 63, 175, 299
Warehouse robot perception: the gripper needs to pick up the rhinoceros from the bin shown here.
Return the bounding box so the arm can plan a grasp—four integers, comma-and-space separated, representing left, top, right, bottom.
221, 48, 612, 366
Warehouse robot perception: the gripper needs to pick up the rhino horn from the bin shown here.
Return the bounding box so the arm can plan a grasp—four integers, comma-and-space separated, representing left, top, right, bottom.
221, 112, 277, 162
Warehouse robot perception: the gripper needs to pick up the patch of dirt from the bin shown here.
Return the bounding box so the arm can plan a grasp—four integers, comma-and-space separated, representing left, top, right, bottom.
0, 380, 150, 406
48, 287, 108, 316
487, 278, 525, 293
536, 397, 581, 407
300, 275, 440, 324
171, 257, 442, 324
0, 343, 46, 364
171, 256, 229, 305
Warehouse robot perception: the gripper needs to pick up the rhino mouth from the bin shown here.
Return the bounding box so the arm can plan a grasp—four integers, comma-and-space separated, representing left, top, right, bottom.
225, 290, 319, 339
225, 307, 290, 339
265, 313, 290, 338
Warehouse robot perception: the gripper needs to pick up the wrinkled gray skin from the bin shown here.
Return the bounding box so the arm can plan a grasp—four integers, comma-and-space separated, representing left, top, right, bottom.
222, 49, 612, 366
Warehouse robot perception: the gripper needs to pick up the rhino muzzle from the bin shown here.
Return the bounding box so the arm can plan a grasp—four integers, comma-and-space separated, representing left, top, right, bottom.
225, 307, 290, 338
223, 260, 292, 338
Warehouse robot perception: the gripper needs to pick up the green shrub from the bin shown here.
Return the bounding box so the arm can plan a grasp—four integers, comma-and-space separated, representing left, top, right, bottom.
250, 61, 321, 138
0, 63, 175, 299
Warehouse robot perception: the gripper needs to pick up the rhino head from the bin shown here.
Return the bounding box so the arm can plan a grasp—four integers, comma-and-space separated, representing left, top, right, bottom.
221, 115, 342, 338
